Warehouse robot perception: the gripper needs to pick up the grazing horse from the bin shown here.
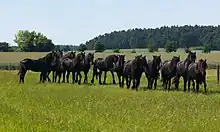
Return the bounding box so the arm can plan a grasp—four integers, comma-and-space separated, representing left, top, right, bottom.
113, 55, 125, 87
146, 55, 162, 90
160, 56, 180, 90
74, 52, 94, 84
91, 54, 119, 85
173, 51, 196, 91
56, 52, 85, 84
18, 51, 59, 83
187, 59, 208, 92
122, 55, 148, 91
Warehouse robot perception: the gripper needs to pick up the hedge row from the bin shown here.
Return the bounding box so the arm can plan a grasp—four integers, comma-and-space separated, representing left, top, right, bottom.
0, 63, 219, 70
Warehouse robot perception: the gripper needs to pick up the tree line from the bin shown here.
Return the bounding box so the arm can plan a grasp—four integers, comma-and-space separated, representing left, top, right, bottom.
83, 25, 220, 53
1, 25, 220, 52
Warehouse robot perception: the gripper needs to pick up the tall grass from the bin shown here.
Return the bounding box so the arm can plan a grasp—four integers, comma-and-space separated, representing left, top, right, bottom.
0, 70, 220, 131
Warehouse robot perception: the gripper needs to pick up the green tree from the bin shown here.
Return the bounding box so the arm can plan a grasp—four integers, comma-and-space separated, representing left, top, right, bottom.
78, 44, 87, 52
148, 38, 158, 52
164, 40, 178, 53
14, 30, 55, 52
94, 41, 105, 52
203, 44, 211, 53
0, 42, 9, 52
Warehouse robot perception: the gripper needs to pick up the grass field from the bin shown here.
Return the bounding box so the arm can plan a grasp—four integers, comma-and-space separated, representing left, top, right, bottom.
0, 69, 220, 131
1, 49, 220, 131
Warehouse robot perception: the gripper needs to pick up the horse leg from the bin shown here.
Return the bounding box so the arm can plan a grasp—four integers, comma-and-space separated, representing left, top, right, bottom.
111, 71, 116, 84
204, 79, 207, 93
84, 71, 88, 84
71, 72, 75, 84
117, 72, 121, 87
136, 76, 141, 91
62, 71, 66, 83
41, 72, 47, 83
53, 71, 57, 83
20, 70, 27, 83
183, 76, 187, 92
121, 74, 124, 88
66, 71, 70, 83
131, 76, 136, 90
57, 72, 61, 83
154, 77, 158, 90
98, 71, 103, 85
91, 67, 97, 84
187, 78, 191, 92
103, 71, 107, 85
77, 72, 82, 85
192, 80, 195, 92
164, 78, 168, 90
46, 71, 51, 82
174, 75, 180, 90
126, 76, 129, 89
168, 78, 171, 91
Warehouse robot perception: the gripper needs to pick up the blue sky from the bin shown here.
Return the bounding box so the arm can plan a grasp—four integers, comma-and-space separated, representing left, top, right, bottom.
1, 0, 219, 46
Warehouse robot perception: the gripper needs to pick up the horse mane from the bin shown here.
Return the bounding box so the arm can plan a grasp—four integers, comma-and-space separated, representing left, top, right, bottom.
38, 52, 54, 61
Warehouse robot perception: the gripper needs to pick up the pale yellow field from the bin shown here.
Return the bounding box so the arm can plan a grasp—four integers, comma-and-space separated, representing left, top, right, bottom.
0, 49, 220, 65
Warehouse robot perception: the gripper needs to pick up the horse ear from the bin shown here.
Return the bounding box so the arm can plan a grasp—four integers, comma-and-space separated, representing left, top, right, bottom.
153, 55, 156, 59
205, 59, 207, 62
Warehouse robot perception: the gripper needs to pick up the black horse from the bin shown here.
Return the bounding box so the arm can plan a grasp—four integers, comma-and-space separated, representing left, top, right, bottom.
59, 51, 76, 83
18, 51, 59, 83
160, 56, 180, 90
187, 59, 208, 93
91, 54, 118, 85
56, 52, 85, 84
173, 51, 196, 91
122, 55, 148, 91
146, 55, 162, 90
73, 52, 94, 84
113, 55, 125, 87
45, 50, 64, 82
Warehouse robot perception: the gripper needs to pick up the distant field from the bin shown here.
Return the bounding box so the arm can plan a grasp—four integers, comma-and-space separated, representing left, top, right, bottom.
0, 69, 220, 131
0, 48, 220, 65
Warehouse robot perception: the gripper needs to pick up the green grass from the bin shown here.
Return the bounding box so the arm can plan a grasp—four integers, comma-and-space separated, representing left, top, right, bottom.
0, 70, 220, 131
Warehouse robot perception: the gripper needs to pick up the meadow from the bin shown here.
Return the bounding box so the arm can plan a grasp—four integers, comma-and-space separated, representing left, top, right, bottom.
1, 49, 220, 131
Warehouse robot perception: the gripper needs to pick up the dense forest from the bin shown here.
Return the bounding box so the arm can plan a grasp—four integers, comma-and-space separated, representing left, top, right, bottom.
85, 25, 220, 50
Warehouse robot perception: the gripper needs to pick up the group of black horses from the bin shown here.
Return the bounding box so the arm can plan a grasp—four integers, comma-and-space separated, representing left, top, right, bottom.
18, 50, 208, 92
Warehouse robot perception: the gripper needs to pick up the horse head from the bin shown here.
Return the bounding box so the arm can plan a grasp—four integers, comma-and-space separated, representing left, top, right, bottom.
153, 55, 162, 70
197, 59, 207, 76
87, 52, 95, 65
171, 55, 180, 68
112, 54, 119, 64
187, 51, 196, 62
117, 54, 125, 68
